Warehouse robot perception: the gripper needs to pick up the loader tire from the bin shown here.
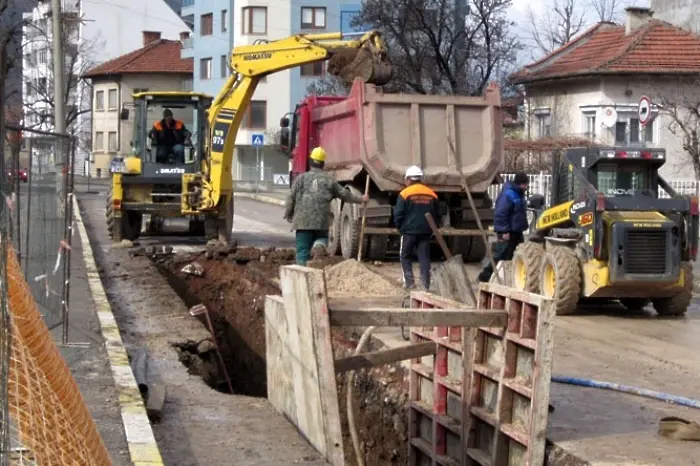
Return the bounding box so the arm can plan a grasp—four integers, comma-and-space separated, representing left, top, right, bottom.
327, 199, 342, 256
652, 263, 693, 317
512, 242, 545, 292
539, 245, 581, 315
619, 298, 650, 311
340, 202, 360, 259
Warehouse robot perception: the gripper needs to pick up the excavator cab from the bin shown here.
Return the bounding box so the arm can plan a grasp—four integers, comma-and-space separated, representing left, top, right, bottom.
508, 146, 699, 317
107, 91, 213, 242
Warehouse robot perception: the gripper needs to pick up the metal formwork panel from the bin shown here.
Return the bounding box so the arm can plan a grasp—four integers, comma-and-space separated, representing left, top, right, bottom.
465, 283, 555, 466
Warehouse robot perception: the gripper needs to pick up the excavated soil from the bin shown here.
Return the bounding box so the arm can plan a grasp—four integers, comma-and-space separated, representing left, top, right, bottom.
155, 247, 410, 464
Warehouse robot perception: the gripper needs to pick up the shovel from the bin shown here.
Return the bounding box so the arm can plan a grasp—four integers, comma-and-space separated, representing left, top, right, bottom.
425, 213, 477, 307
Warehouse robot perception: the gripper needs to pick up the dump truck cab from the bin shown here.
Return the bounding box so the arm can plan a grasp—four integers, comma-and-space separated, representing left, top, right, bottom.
107, 91, 213, 242
512, 146, 698, 316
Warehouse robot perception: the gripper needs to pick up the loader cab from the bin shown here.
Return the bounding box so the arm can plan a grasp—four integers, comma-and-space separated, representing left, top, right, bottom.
125, 91, 213, 177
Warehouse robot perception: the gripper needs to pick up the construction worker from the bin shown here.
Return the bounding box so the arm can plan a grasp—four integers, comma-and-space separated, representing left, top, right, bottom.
148, 108, 191, 164
394, 165, 439, 290
284, 146, 369, 266
478, 172, 529, 282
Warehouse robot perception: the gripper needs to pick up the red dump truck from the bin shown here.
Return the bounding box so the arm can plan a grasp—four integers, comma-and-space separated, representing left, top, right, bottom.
278, 79, 503, 262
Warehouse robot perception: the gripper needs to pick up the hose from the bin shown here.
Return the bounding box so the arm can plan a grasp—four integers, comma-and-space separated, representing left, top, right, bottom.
552, 376, 700, 409
348, 326, 377, 466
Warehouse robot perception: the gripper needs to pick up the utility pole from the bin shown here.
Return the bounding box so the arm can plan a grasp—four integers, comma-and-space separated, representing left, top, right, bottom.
51, 0, 66, 207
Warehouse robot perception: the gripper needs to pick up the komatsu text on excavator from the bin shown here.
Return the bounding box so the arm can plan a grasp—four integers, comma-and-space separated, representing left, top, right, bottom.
107, 31, 392, 245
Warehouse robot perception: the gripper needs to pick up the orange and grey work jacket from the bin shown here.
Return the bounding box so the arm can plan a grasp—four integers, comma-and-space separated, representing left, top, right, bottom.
393, 183, 440, 235
149, 119, 189, 147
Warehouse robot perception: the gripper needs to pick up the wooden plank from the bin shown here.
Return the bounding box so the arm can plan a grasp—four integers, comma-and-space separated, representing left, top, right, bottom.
432, 255, 477, 307
264, 295, 298, 425
329, 308, 508, 328
280, 266, 345, 466
327, 296, 406, 311
363, 227, 495, 236
334, 342, 437, 373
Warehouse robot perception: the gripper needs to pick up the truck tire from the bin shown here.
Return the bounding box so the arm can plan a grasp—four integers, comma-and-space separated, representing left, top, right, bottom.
652, 263, 693, 317
327, 199, 342, 256
365, 235, 388, 261
512, 242, 544, 292
465, 236, 488, 262
340, 202, 360, 259
539, 245, 581, 315
106, 186, 120, 241
619, 298, 650, 311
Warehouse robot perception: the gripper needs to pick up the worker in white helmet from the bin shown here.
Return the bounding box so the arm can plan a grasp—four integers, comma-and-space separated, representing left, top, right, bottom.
394, 165, 440, 290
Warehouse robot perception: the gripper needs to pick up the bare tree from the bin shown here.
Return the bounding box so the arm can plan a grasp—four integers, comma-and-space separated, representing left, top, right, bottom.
527, 0, 586, 57
354, 0, 521, 96
656, 95, 700, 180
305, 73, 349, 96
589, 0, 625, 22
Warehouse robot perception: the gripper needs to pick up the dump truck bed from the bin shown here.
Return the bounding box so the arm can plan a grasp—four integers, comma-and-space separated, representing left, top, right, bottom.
310, 80, 503, 193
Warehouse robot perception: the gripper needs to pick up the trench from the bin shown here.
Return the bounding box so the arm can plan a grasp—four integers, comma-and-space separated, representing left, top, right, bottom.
152, 247, 411, 465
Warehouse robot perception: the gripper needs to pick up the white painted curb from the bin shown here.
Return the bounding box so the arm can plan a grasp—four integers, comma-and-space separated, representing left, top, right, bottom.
233, 191, 286, 206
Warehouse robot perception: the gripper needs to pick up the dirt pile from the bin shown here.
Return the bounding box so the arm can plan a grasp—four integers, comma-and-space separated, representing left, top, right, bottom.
324, 259, 404, 297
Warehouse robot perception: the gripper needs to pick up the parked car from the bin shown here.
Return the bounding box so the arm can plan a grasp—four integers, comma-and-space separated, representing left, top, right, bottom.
6, 168, 28, 183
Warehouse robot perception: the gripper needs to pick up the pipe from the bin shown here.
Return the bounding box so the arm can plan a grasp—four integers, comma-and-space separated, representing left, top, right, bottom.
348, 326, 376, 466
552, 376, 700, 409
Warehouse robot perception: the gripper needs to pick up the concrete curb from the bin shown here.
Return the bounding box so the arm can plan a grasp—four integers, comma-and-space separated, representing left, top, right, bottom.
234, 191, 286, 206
73, 197, 164, 465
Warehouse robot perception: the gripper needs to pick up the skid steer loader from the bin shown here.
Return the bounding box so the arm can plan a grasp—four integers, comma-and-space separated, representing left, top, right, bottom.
510, 146, 698, 316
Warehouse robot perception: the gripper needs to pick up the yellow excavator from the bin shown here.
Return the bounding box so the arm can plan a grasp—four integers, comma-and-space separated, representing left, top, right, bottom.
107, 31, 392, 245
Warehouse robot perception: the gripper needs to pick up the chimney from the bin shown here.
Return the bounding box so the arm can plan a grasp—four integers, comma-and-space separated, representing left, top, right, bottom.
180, 31, 190, 41
142, 31, 162, 46
625, 7, 653, 35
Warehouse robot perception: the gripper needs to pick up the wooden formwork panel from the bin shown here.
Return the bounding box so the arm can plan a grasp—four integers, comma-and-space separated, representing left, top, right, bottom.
465, 283, 555, 466
408, 286, 555, 466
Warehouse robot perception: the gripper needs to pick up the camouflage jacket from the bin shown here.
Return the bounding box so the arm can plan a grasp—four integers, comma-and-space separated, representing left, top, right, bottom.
284, 168, 364, 230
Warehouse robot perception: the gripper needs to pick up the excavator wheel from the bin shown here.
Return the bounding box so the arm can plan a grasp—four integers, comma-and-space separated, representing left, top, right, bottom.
652, 263, 693, 317
512, 242, 545, 292
539, 245, 581, 315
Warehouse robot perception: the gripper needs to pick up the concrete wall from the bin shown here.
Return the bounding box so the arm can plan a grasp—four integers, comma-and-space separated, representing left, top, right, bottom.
524, 76, 700, 179
89, 73, 192, 177
651, 0, 700, 34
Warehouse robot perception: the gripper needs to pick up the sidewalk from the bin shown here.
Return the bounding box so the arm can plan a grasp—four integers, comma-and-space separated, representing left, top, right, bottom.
233, 189, 287, 206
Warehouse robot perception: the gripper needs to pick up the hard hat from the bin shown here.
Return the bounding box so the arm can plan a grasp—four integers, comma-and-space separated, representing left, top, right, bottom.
405, 165, 424, 179
309, 147, 326, 163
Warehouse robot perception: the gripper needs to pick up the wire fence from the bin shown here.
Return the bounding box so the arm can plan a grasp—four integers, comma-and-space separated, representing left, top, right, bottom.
234, 165, 290, 193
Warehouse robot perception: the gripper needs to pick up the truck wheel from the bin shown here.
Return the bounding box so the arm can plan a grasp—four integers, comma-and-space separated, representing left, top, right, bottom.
512, 242, 544, 292
327, 199, 342, 256
465, 236, 488, 262
340, 202, 360, 259
365, 235, 388, 261
106, 187, 120, 240
652, 263, 693, 317
121, 211, 142, 241
619, 298, 650, 311
539, 245, 581, 315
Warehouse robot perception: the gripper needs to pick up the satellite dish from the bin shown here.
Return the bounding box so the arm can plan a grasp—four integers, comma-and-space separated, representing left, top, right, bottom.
600, 107, 618, 128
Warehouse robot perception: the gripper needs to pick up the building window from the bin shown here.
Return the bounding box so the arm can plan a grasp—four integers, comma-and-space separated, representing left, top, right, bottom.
242, 100, 266, 129
583, 112, 596, 139
534, 110, 551, 138
221, 10, 228, 33
183, 0, 193, 6
108, 131, 118, 152
38, 50, 47, 64
183, 78, 193, 91
301, 7, 326, 29
220, 55, 228, 78
95, 90, 104, 111
614, 113, 655, 145
200, 13, 213, 36
200, 57, 212, 80
242, 7, 267, 35
94, 132, 104, 150
38, 77, 47, 92
301, 62, 324, 77
108, 89, 118, 110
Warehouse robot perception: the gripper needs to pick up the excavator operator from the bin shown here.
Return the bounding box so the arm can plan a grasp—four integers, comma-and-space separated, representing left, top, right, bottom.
149, 108, 191, 164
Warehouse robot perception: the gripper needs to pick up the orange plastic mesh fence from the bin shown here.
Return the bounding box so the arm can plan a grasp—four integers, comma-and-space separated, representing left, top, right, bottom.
6, 246, 112, 465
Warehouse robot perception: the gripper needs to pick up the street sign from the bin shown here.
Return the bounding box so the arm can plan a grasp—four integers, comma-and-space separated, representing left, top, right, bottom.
638, 95, 652, 126
251, 133, 264, 146
274, 174, 290, 185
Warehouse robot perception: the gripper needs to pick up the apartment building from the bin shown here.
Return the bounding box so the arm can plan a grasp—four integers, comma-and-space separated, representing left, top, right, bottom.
21, 0, 190, 175
182, 0, 363, 184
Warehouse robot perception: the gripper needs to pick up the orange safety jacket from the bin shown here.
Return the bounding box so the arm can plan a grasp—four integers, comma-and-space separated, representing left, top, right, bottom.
150, 119, 187, 146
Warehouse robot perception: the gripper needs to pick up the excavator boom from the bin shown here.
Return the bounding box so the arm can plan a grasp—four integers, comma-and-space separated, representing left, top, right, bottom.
181, 30, 392, 244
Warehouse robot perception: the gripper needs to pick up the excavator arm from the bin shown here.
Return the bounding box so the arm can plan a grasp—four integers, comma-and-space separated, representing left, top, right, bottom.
181, 31, 392, 229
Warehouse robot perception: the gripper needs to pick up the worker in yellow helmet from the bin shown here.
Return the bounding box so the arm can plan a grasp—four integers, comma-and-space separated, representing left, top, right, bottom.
284, 146, 369, 265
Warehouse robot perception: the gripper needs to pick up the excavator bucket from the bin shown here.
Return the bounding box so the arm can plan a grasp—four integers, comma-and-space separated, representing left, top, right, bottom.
328, 46, 393, 86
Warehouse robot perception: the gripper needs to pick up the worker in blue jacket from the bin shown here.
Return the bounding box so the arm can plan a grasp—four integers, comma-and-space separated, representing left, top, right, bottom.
478, 172, 529, 282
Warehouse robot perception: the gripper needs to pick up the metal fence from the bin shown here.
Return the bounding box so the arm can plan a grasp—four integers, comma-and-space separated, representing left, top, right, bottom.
235, 165, 290, 193
0, 126, 12, 465
4, 126, 76, 336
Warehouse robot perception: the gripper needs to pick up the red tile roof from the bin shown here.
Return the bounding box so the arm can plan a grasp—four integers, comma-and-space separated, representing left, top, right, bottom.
511, 20, 700, 83
83, 39, 193, 78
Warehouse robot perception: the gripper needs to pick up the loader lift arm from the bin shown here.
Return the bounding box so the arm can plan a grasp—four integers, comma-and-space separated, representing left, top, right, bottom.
180, 31, 392, 239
